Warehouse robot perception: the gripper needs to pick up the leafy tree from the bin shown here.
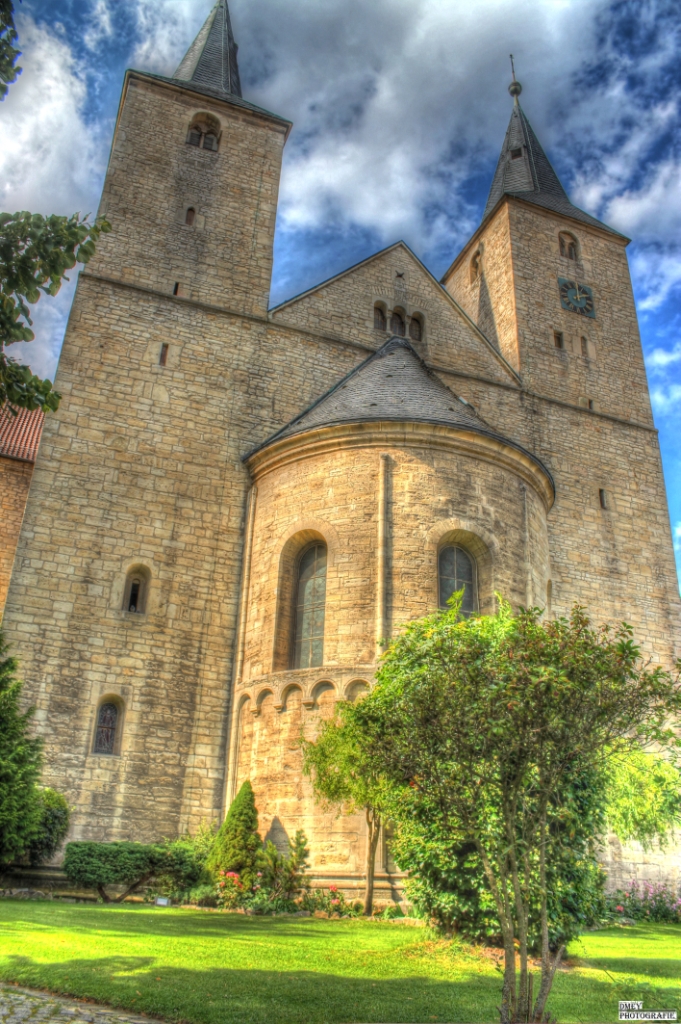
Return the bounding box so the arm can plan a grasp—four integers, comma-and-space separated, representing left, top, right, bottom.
0, 0, 21, 100
605, 747, 681, 849
0, 628, 43, 865
352, 597, 681, 1024
392, 764, 609, 949
205, 780, 262, 886
63, 841, 201, 903
27, 787, 70, 866
1, 4, 111, 411
302, 703, 388, 915
1, 211, 110, 411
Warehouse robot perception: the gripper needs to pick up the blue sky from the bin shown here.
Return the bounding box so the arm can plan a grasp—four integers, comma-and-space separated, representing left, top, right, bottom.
1, 0, 680, 587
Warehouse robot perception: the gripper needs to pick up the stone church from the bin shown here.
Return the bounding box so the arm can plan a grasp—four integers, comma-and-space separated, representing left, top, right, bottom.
2, 0, 680, 890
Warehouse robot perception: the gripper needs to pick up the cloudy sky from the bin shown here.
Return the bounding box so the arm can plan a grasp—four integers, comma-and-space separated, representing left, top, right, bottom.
1, 0, 680, 584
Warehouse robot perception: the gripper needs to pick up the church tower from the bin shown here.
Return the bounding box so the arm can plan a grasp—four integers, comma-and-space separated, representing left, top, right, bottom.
443, 72, 653, 427
1, 3, 292, 842
443, 71, 679, 667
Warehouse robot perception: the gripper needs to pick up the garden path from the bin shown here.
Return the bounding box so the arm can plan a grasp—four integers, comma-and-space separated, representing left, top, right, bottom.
0, 987, 153, 1024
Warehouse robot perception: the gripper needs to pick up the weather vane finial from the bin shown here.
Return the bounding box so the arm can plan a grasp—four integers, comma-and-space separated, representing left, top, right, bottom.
508, 54, 522, 102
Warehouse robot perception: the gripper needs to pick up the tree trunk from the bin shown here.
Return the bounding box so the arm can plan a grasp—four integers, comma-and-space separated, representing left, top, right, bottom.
97, 884, 111, 903
533, 805, 563, 1023
113, 874, 152, 904
476, 841, 516, 1024
364, 807, 381, 916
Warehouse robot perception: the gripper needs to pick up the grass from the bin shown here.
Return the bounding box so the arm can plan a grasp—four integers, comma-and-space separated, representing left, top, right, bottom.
1, 902, 680, 1023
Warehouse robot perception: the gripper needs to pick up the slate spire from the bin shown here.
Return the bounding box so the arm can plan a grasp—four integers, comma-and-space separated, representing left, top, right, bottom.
174, 0, 242, 98
482, 68, 620, 234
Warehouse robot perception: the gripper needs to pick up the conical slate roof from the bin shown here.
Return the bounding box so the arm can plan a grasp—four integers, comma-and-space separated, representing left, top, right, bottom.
252, 337, 496, 452
175, 0, 242, 97
483, 100, 623, 236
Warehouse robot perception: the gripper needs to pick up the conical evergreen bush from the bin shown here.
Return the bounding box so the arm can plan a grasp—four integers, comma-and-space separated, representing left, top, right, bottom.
206, 780, 261, 885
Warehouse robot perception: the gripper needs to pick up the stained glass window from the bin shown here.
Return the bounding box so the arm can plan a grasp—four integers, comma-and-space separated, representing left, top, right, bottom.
94, 702, 118, 755
438, 546, 476, 616
293, 544, 327, 669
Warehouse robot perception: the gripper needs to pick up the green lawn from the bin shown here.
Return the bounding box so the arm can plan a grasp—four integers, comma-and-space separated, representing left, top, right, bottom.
1, 902, 680, 1023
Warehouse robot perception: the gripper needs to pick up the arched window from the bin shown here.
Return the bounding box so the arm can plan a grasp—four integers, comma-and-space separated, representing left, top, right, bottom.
186, 113, 221, 152
185, 207, 196, 226
93, 701, 119, 755
559, 232, 578, 261
409, 316, 422, 342
123, 566, 150, 614
292, 543, 327, 669
470, 251, 481, 282
439, 545, 477, 616
390, 311, 405, 337
374, 306, 386, 331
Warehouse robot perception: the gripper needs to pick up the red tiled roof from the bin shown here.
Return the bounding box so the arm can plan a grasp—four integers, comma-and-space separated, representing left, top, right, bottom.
0, 403, 45, 462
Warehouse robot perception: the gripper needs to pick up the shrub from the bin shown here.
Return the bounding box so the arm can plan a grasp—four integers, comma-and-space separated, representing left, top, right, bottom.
27, 788, 70, 866
206, 781, 261, 886
256, 830, 309, 902
300, 885, 362, 916
607, 880, 681, 923
64, 840, 201, 902
216, 871, 244, 909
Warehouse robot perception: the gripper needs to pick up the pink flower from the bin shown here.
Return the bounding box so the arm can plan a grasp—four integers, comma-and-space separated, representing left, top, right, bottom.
331, 899, 340, 905
616, 905, 624, 912
329, 885, 338, 893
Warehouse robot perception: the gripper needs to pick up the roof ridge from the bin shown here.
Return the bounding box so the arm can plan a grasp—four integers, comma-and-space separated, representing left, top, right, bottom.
245, 335, 492, 461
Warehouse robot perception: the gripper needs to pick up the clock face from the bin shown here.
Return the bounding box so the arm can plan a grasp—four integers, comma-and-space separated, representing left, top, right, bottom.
558, 278, 595, 318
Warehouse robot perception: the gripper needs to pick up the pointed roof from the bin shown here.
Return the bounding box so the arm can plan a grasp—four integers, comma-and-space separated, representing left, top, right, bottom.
483, 98, 624, 236
249, 337, 520, 460
175, 0, 242, 97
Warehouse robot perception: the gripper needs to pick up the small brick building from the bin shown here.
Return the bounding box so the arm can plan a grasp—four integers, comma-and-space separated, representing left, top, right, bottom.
2, 1, 679, 890
0, 404, 44, 615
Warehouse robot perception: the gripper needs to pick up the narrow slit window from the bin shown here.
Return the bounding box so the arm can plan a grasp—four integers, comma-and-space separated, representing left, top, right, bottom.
292, 543, 327, 669
123, 568, 148, 614
185, 207, 196, 226
510, 147, 522, 160
173, 282, 180, 296
470, 252, 481, 282
374, 306, 386, 331
390, 311, 405, 337
588, 398, 595, 410
159, 344, 169, 367
599, 488, 607, 509
554, 331, 564, 349
581, 336, 588, 356
438, 546, 477, 617
94, 702, 119, 755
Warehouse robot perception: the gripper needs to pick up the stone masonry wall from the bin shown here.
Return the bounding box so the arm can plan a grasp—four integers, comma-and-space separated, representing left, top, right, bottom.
89, 74, 287, 319
0, 456, 33, 617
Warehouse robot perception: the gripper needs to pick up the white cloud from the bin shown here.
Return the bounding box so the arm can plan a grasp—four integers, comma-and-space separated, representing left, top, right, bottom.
647, 342, 681, 373
84, 0, 114, 51
674, 522, 681, 554
0, 14, 107, 380
650, 384, 681, 418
